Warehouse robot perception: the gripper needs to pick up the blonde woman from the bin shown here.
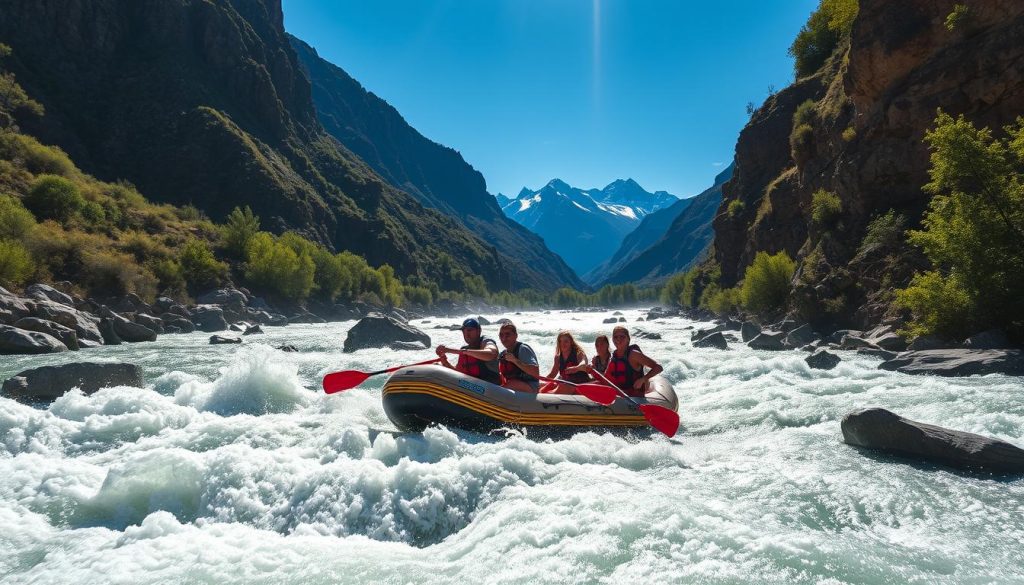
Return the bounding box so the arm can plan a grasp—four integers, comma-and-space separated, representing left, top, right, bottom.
542, 330, 590, 394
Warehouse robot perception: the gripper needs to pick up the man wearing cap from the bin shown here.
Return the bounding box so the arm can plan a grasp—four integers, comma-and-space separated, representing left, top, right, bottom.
436, 318, 501, 384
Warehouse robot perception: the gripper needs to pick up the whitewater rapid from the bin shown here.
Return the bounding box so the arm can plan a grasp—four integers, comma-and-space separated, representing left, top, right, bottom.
1, 309, 1022, 584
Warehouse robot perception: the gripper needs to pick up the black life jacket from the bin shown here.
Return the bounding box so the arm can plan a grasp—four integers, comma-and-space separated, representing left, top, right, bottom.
591, 354, 610, 376
499, 341, 537, 384
457, 336, 501, 384
559, 349, 590, 383
606, 344, 645, 396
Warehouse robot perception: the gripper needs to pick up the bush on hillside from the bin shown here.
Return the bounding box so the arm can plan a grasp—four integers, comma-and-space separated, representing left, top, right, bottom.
0, 239, 33, 287
179, 238, 227, 293
789, 0, 859, 78
0, 194, 36, 240
222, 206, 260, 259
24, 174, 85, 222
858, 210, 906, 255
244, 232, 315, 301
810, 189, 843, 227
740, 251, 797, 314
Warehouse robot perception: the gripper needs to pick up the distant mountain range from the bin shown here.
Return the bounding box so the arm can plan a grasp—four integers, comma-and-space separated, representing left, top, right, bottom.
498, 178, 678, 277
595, 163, 733, 287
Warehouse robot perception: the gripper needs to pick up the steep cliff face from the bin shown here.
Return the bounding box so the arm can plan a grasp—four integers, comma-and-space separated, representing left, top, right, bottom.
288, 35, 583, 291
714, 0, 1024, 326
0, 0, 514, 291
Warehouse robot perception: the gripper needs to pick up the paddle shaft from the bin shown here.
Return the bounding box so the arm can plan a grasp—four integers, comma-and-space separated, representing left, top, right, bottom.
369, 358, 442, 376
590, 368, 643, 407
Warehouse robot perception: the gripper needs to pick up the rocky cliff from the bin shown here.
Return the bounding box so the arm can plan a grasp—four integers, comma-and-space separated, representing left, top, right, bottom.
714, 0, 1024, 327
288, 35, 583, 292
0, 0, 518, 292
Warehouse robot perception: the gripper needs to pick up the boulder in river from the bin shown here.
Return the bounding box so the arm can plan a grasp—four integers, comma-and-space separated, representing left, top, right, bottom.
856, 347, 898, 361
748, 331, 786, 351
2, 362, 143, 402
98, 318, 121, 345
0, 324, 68, 354
0, 286, 32, 321
602, 317, 618, 324
740, 321, 761, 343
13, 317, 79, 350
134, 313, 164, 335
25, 283, 75, 306
805, 349, 840, 370
907, 334, 955, 351
344, 312, 431, 353
192, 305, 228, 333
30, 299, 102, 344
862, 325, 907, 351
160, 314, 195, 333
785, 324, 818, 347
389, 340, 429, 351
693, 331, 728, 350
879, 349, 1024, 377
109, 313, 157, 343
210, 335, 242, 345
841, 407, 1024, 474
962, 329, 1011, 350
197, 288, 247, 309
243, 324, 264, 335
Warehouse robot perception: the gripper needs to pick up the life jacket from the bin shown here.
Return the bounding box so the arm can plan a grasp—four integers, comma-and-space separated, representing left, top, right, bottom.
457, 336, 501, 384
605, 344, 645, 396
591, 354, 610, 376
559, 349, 590, 384
499, 341, 538, 385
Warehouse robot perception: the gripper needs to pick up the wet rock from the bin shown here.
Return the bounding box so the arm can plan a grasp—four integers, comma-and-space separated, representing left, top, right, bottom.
192, 305, 228, 333
602, 317, 618, 324
229, 322, 247, 332
98, 318, 121, 345
25, 283, 74, 306
153, 296, 177, 314
112, 293, 151, 315
0, 324, 68, 354
0, 309, 12, 325
839, 334, 881, 350
805, 349, 840, 370
2, 362, 143, 402
159, 314, 195, 334
962, 329, 1012, 350
863, 325, 907, 351
636, 317, 645, 322
266, 314, 288, 327
134, 313, 164, 334
857, 347, 898, 361
618, 317, 626, 322
13, 317, 79, 350
197, 288, 247, 309
741, 321, 761, 343
344, 312, 431, 353
288, 312, 327, 324
166, 304, 191, 318
879, 349, 1024, 377
243, 324, 264, 335
785, 324, 818, 347
635, 330, 662, 340
777, 319, 799, 333
0, 286, 31, 321
692, 325, 725, 340
389, 340, 429, 351
209, 335, 242, 345
748, 331, 786, 351
276, 345, 298, 352
476, 316, 491, 326
612, 311, 623, 316
30, 299, 102, 344
693, 331, 728, 350
106, 312, 156, 343
841, 407, 1024, 474
721, 318, 743, 331
164, 325, 182, 334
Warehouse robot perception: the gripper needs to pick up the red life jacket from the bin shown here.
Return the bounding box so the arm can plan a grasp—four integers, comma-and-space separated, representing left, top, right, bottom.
605, 344, 645, 396
559, 350, 590, 384
499, 342, 537, 385
457, 336, 501, 384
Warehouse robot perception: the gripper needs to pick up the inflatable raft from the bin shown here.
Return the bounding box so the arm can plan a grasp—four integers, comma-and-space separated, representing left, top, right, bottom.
382, 364, 678, 437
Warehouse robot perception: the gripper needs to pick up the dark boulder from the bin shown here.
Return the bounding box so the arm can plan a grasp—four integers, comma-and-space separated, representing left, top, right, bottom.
107, 313, 156, 343
160, 314, 195, 333
618, 317, 626, 322
785, 324, 817, 347
862, 325, 907, 351
908, 335, 956, 351
166, 304, 191, 318
197, 288, 247, 309
0, 324, 68, 354
289, 312, 327, 324
30, 299, 102, 344
276, 344, 298, 352
134, 313, 164, 335
192, 305, 228, 333
209, 335, 242, 345
841, 407, 1024, 474
839, 334, 880, 350
265, 314, 288, 327
153, 296, 177, 314
13, 317, 79, 350
740, 321, 761, 343
243, 324, 264, 335
777, 319, 799, 333
389, 340, 429, 351
805, 349, 840, 370
748, 331, 786, 351
25, 283, 74, 306
344, 313, 431, 353
602, 317, 618, 324
2, 362, 143, 402
112, 293, 151, 315
634, 330, 662, 340
98, 318, 121, 345
692, 325, 725, 340
856, 347, 898, 361
879, 349, 1024, 377
962, 329, 1012, 350
0, 286, 31, 321
693, 331, 728, 350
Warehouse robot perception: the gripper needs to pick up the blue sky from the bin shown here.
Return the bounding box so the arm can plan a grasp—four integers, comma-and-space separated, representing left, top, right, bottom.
282, 0, 818, 198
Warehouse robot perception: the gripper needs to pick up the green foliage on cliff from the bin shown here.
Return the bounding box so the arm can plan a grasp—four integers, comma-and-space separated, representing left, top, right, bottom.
810, 189, 843, 227
789, 0, 859, 78
0, 239, 32, 287
179, 239, 228, 294
740, 251, 797, 314
945, 4, 969, 31
896, 111, 1024, 339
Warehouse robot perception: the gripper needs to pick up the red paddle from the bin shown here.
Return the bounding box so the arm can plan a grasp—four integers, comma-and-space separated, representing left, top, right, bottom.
590, 369, 680, 437
536, 376, 618, 405
322, 358, 442, 394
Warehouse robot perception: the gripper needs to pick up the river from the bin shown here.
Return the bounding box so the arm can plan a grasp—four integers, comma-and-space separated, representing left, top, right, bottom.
2, 309, 1022, 584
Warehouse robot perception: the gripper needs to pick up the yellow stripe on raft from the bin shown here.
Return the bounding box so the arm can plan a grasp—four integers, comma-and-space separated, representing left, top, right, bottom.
383, 382, 649, 427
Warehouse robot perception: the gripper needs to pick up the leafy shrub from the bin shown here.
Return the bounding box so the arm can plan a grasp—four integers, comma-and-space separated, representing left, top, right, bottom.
80, 201, 106, 225
24, 175, 85, 222
0, 132, 72, 177
150, 257, 187, 296
793, 100, 817, 127
0, 194, 36, 240
740, 251, 796, 314
810, 189, 842, 227
896, 111, 1024, 338
945, 4, 968, 31
175, 204, 205, 221
842, 126, 856, 142
403, 285, 433, 307
727, 199, 746, 218
789, 0, 859, 78
81, 249, 157, 300
704, 286, 742, 315
0, 239, 33, 286
790, 124, 815, 165
179, 238, 227, 293
858, 210, 906, 254
222, 206, 260, 259
244, 232, 314, 301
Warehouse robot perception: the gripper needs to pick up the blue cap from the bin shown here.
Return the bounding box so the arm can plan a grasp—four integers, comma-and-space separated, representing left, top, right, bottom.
460, 318, 481, 330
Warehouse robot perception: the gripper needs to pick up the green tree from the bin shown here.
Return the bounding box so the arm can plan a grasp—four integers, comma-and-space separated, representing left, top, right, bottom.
24, 175, 85, 222
789, 0, 859, 78
0, 194, 36, 240
0, 239, 33, 286
740, 251, 797, 314
244, 232, 315, 301
221, 206, 260, 259
810, 189, 843, 227
896, 112, 1024, 338
179, 238, 227, 293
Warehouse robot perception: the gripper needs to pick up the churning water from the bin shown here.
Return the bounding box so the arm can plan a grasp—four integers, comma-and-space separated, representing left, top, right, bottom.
1, 309, 1023, 584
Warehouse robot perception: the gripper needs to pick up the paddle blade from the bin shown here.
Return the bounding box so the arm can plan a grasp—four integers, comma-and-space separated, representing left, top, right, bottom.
574, 383, 617, 405
322, 370, 371, 394
639, 404, 680, 437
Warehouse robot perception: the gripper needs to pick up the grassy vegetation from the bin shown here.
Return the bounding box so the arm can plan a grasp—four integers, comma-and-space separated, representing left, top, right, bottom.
789, 0, 859, 78
896, 111, 1024, 340
727, 199, 746, 218
810, 189, 843, 227
740, 251, 797, 314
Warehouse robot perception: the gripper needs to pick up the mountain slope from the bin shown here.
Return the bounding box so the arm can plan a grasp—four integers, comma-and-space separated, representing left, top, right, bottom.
0, 0, 518, 293
502, 179, 677, 277
288, 35, 582, 291
599, 163, 732, 286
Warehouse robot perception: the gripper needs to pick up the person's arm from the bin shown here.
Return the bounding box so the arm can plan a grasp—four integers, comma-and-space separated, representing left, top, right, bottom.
546, 355, 559, 379
435, 345, 455, 370
459, 341, 498, 362
505, 346, 540, 379
565, 351, 588, 374
631, 352, 663, 389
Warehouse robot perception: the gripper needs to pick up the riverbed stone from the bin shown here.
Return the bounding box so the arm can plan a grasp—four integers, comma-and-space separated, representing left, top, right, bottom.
389, 340, 429, 351
197, 288, 247, 309
29, 299, 102, 344
0, 287, 32, 321
863, 325, 907, 351
962, 329, 1012, 350
134, 313, 164, 335
243, 324, 264, 336
857, 347, 898, 361
841, 407, 1024, 474
160, 314, 195, 333
107, 313, 156, 343
98, 318, 121, 345
602, 317, 618, 324
13, 317, 79, 350
805, 349, 840, 370
741, 321, 761, 343
25, 283, 75, 306
0, 324, 68, 354
344, 312, 431, 353
210, 335, 242, 345
2, 362, 143, 401
748, 331, 786, 351
879, 349, 1024, 377
694, 331, 728, 350
786, 324, 818, 347
192, 305, 228, 333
